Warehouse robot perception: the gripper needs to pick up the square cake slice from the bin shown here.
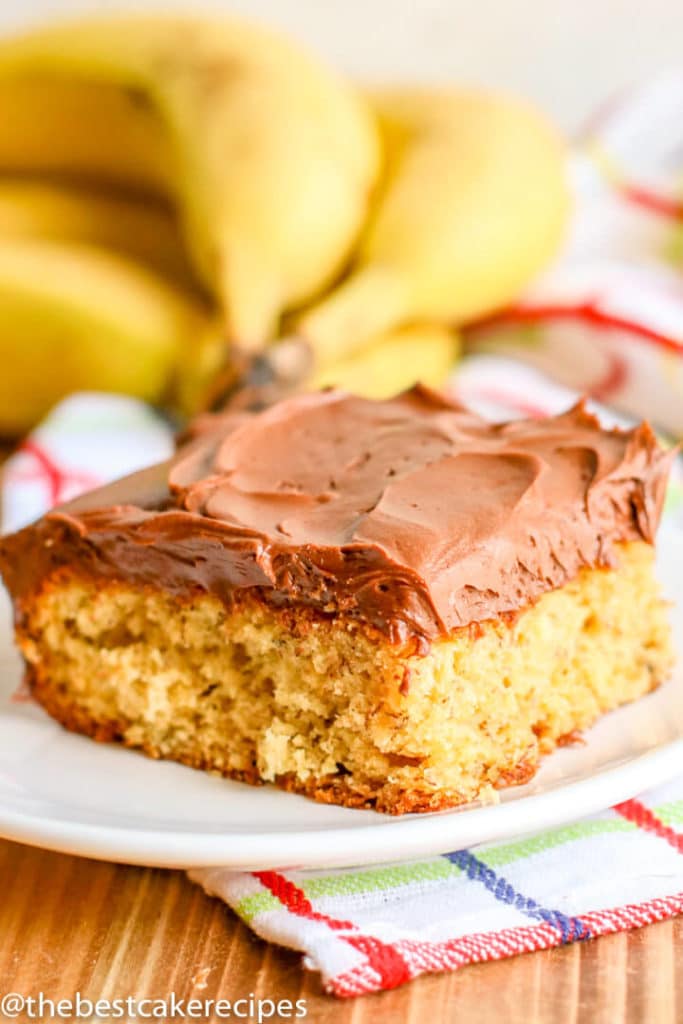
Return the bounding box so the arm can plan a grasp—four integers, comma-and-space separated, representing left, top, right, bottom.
0, 386, 675, 813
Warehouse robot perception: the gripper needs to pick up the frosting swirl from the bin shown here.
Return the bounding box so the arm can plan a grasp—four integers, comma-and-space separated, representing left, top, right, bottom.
0, 386, 674, 645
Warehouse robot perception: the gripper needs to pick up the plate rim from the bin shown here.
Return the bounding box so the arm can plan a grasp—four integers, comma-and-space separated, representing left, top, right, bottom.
0, 737, 681, 869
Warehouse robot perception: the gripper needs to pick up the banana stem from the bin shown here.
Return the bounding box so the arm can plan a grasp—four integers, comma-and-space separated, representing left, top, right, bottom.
296, 264, 409, 365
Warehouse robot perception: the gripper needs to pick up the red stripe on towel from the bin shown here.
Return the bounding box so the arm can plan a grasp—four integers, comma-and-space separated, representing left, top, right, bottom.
252, 870, 412, 991
615, 799, 683, 853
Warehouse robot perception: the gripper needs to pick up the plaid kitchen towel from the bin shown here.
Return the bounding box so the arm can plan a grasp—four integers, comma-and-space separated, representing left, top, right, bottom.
189, 784, 683, 997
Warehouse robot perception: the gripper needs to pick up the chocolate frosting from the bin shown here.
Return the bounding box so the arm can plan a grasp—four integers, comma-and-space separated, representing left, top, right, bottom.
0, 386, 674, 646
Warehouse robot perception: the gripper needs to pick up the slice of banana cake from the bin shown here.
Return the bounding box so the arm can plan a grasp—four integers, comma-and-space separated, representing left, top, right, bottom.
0, 386, 674, 813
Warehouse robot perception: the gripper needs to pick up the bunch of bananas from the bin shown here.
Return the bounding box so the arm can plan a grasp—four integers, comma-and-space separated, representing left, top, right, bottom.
0, 13, 570, 436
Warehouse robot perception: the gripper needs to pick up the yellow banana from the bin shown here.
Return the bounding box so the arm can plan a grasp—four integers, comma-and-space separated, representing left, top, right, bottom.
309, 323, 458, 398
297, 87, 570, 363
0, 179, 197, 287
0, 74, 171, 195
0, 15, 380, 348
0, 237, 221, 436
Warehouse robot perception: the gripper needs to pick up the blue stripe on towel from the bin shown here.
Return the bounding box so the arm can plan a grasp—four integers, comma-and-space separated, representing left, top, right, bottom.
444, 849, 591, 942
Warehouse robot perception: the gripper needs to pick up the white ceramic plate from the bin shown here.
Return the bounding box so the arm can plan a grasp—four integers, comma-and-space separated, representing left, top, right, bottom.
0, 522, 682, 871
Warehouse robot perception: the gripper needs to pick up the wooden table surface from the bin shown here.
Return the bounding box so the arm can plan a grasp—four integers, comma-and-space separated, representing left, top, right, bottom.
0, 838, 681, 1024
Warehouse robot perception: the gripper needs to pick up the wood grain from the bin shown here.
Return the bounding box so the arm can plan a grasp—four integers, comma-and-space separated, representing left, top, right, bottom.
0, 839, 681, 1023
